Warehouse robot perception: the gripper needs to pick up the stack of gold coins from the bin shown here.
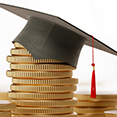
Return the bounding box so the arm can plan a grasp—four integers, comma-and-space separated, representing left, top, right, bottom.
7, 42, 78, 117
0, 100, 16, 117
74, 92, 117, 117
104, 110, 117, 117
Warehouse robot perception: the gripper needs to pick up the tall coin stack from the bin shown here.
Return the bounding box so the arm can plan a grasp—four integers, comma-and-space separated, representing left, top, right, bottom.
74, 92, 117, 117
7, 42, 78, 117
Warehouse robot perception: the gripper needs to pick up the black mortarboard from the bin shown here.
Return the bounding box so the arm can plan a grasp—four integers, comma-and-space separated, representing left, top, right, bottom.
0, 3, 117, 68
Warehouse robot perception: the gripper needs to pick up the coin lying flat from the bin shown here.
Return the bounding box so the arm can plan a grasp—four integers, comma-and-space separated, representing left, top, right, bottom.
11, 49, 31, 56
11, 112, 77, 117
10, 85, 76, 93
12, 78, 78, 85
104, 110, 117, 117
7, 56, 64, 63
12, 98, 78, 107
14, 42, 25, 48
0, 100, 16, 111
10, 64, 75, 71
6, 70, 72, 78
76, 101, 117, 107
74, 107, 116, 114
77, 114, 103, 117
75, 94, 117, 101
0, 111, 11, 117
8, 92, 74, 99
12, 107, 73, 114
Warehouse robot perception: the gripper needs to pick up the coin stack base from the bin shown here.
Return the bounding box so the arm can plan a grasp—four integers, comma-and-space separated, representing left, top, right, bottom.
74, 92, 117, 116
0, 100, 16, 117
7, 42, 78, 116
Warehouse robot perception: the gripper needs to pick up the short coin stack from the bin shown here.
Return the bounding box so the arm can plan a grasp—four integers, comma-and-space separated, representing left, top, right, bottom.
74, 92, 117, 117
0, 100, 16, 117
7, 42, 78, 117
104, 110, 117, 117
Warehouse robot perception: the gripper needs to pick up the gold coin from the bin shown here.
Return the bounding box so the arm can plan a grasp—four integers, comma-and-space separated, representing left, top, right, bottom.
12, 78, 78, 85
10, 64, 75, 71
77, 114, 103, 117
76, 101, 117, 107
12, 107, 73, 114
7, 56, 64, 63
12, 98, 78, 107
104, 110, 117, 117
0, 111, 11, 117
8, 92, 74, 99
10, 85, 76, 93
6, 70, 72, 78
104, 115, 117, 117
74, 107, 116, 114
0, 92, 11, 100
11, 112, 77, 117
14, 42, 25, 48
0, 100, 16, 111
75, 94, 117, 101
11, 49, 31, 56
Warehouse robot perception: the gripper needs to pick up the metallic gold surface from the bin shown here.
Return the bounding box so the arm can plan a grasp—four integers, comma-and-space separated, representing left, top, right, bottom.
75, 94, 117, 101
10, 85, 76, 93
0, 111, 11, 117
0, 92, 11, 100
11, 49, 31, 56
0, 100, 16, 111
7, 56, 64, 63
12, 78, 78, 85
6, 70, 72, 78
8, 92, 74, 99
74, 107, 116, 114
76, 101, 117, 107
104, 110, 117, 117
11, 112, 77, 117
10, 64, 75, 71
12, 107, 73, 114
14, 43, 25, 48
104, 114, 117, 117
12, 98, 78, 107
77, 114, 103, 117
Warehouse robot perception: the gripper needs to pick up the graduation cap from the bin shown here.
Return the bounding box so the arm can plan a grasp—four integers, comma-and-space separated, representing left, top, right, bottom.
0, 3, 117, 98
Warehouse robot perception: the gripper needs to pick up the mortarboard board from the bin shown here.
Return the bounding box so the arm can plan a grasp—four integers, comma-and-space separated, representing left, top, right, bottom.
0, 3, 117, 68
0, 3, 117, 98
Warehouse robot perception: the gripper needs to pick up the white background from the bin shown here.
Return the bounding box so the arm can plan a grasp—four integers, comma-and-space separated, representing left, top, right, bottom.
0, 0, 117, 93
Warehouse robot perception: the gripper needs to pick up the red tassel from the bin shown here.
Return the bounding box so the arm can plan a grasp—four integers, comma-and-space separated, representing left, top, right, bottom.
90, 35, 96, 98
91, 63, 96, 98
